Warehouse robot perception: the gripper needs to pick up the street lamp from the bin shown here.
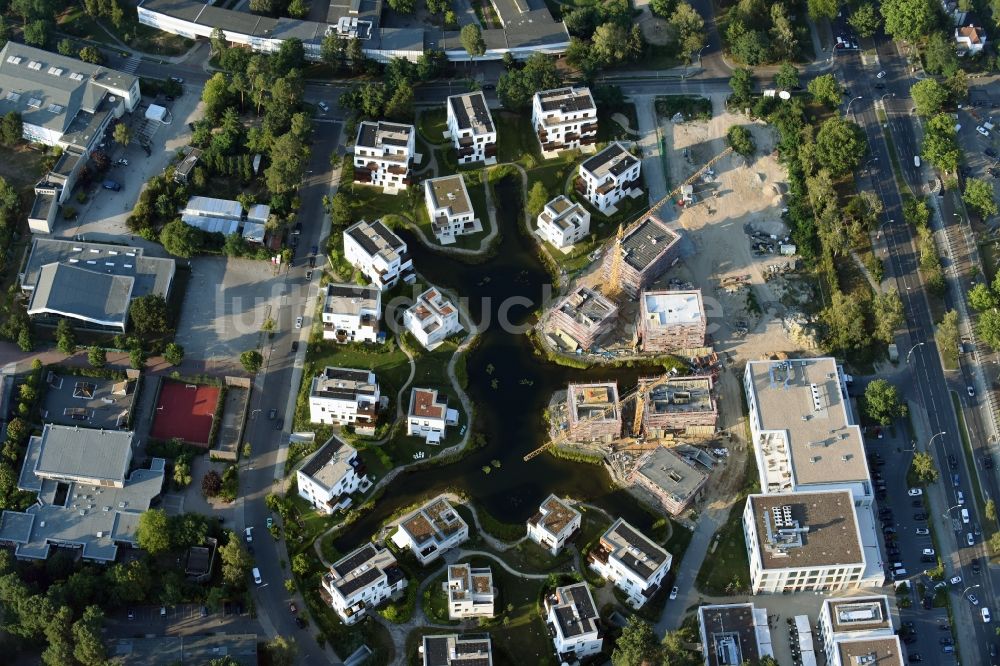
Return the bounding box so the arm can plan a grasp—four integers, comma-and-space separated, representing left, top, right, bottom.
961, 584, 981, 599
943, 503, 962, 520
906, 342, 925, 364
928, 431, 947, 448
696, 45, 708, 66
880, 92, 896, 105
846, 96, 863, 118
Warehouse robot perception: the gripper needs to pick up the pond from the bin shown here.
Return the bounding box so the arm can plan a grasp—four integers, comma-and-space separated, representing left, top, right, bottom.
334, 177, 659, 548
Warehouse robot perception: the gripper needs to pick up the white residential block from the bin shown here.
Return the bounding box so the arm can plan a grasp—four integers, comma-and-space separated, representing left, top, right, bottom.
353, 121, 416, 194
342, 219, 415, 290
532, 86, 598, 158
577, 142, 642, 215
445, 91, 497, 165
321, 283, 381, 344
322, 543, 406, 624
403, 286, 462, 350
536, 195, 590, 249
308, 367, 380, 426
526, 494, 580, 555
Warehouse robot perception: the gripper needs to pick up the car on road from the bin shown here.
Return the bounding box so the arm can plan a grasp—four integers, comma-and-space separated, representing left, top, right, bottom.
968, 533, 975, 546
957, 491, 965, 505
669, 586, 678, 600
275, 418, 284, 430
160, 606, 167, 617
908, 488, 923, 496
984, 608, 992, 623
907, 653, 922, 663
922, 548, 935, 556
294, 616, 306, 629
200, 606, 208, 617
291, 341, 298, 353
252, 567, 262, 585
317, 101, 329, 112
940, 637, 954, 646
874, 83, 885, 89
913, 513, 928, 521
266, 517, 273, 529
969, 593, 980, 605
915, 527, 929, 535
127, 608, 135, 620
268, 408, 277, 420
245, 527, 253, 543
950, 576, 962, 585
968, 385, 976, 397
293, 221, 303, 235
973, 561, 982, 575
877, 70, 886, 78
115, 158, 128, 167
295, 316, 303, 329
978, 126, 991, 136
102, 179, 121, 191
962, 508, 970, 523
305, 270, 313, 280
289, 602, 297, 613
170, 76, 184, 84
311, 245, 318, 255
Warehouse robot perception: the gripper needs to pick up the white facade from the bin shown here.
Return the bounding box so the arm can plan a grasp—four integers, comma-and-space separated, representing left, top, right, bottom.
544, 583, 602, 663
956, 25, 986, 54
322, 283, 381, 343
353, 121, 416, 194
391, 496, 469, 565
444, 564, 495, 619
296, 437, 367, 514
697, 603, 774, 666
531, 87, 598, 158
526, 494, 581, 555
308, 367, 380, 426
817, 596, 897, 666
424, 175, 482, 244
342, 219, 414, 290
578, 142, 642, 215
322, 543, 407, 624
406, 387, 459, 444
536, 195, 591, 249
403, 286, 463, 350
587, 518, 671, 608
445, 91, 497, 165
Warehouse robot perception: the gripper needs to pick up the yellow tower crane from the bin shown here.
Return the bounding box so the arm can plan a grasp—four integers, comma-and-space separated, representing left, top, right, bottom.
631, 373, 676, 437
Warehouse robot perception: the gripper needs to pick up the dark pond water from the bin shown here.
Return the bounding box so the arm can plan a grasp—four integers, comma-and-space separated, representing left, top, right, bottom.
334, 178, 658, 548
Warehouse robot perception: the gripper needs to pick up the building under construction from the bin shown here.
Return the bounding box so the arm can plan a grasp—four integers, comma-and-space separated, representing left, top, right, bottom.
546, 286, 618, 351
628, 445, 709, 516
602, 213, 682, 299
639, 375, 718, 438
639, 289, 706, 352
566, 382, 622, 443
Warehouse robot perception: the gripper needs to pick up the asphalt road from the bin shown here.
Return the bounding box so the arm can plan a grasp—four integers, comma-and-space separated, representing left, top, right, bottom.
840, 42, 997, 662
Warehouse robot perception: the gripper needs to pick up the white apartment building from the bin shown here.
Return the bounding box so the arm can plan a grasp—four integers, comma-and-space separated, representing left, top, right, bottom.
536, 195, 591, 250
421, 634, 494, 666
424, 175, 482, 245
403, 286, 463, 350
697, 603, 774, 666
743, 358, 883, 588
526, 494, 581, 555
743, 491, 869, 595
353, 121, 417, 194
588, 518, 671, 608
322, 543, 407, 624
444, 564, 495, 619
391, 496, 469, 565
577, 142, 642, 215
308, 367, 380, 426
296, 437, 368, 514
407, 387, 459, 444
322, 283, 381, 344
817, 596, 902, 666
956, 25, 987, 55
445, 91, 497, 165
343, 219, 415, 290
543, 583, 603, 664
532, 86, 598, 158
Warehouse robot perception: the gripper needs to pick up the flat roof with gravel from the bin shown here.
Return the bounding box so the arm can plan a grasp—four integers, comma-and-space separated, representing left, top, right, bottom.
748, 491, 863, 570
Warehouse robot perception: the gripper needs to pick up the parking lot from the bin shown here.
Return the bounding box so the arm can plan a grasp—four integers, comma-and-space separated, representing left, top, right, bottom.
956, 92, 1000, 226
57, 87, 204, 244
106, 602, 259, 638
40, 372, 136, 429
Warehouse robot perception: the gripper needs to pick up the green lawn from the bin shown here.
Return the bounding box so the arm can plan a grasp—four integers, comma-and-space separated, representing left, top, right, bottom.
421, 570, 462, 625
56, 8, 193, 56
695, 455, 759, 595
597, 103, 640, 144
339, 162, 418, 221
417, 108, 450, 146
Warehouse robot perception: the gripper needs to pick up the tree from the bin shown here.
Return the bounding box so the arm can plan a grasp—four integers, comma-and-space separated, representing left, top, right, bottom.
78, 45, 103, 64
220, 535, 253, 587
526, 181, 548, 217
320, 33, 346, 68
815, 117, 866, 176
728, 68, 753, 106
164, 342, 185, 366
978, 309, 1000, 350
113, 122, 130, 147
23, 20, 48, 47
807, 0, 837, 20
160, 219, 203, 258
56, 38, 74, 56
964, 178, 999, 218
201, 73, 232, 121
273, 39, 304, 76
922, 113, 961, 173
970, 283, 998, 311
265, 637, 298, 666
807, 73, 842, 108
129, 293, 170, 335
210, 27, 227, 55
728, 24, 769, 65
0, 112, 22, 146
990, 531, 1000, 556
823, 289, 867, 352
497, 53, 561, 110
726, 125, 756, 156
291, 553, 311, 577
240, 350, 264, 374
202, 470, 223, 497
136, 509, 172, 554
87, 345, 106, 368
881, 0, 936, 42
910, 78, 948, 117
774, 62, 799, 90
936, 309, 960, 368
173, 457, 192, 488
460, 23, 485, 58
649, 0, 675, 16
387, 0, 414, 11
72, 606, 108, 666
42, 606, 74, 666
384, 82, 414, 122
129, 347, 146, 370
56, 318, 75, 355
612, 615, 660, 666
329, 193, 351, 227
265, 133, 305, 195
848, 2, 881, 37
864, 379, 907, 425
923, 31, 959, 77
872, 290, 904, 344
661, 627, 699, 666
911, 451, 939, 484
670, 2, 705, 60
287, 0, 307, 17
987, 499, 997, 522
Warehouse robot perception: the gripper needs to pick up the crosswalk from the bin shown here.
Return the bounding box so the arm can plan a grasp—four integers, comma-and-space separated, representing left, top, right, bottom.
120, 55, 141, 75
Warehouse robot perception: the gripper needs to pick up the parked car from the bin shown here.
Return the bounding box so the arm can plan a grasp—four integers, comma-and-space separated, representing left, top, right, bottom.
266, 517, 273, 529
127, 608, 135, 620
962, 508, 970, 523
968, 385, 976, 397
291, 341, 299, 353
950, 576, 962, 585
317, 101, 329, 112
948, 454, 957, 469
978, 125, 991, 136
305, 270, 313, 280
915, 527, 930, 535
908, 488, 923, 496
170, 76, 184, 84
244, 527, 253, 543
275, 418, 284, 430
160, 607, 167, 617
102, 179, 121, 191
311, 245, 318, 255
252, 567, 262, 585
294, 616, 306, 629
913, 513, 928, 521
986, 148, 998, 158
268, 408, 277, 420
289, 602, 297, 614
923, 548, 935, 556
295, 316, 303, 329
984, 607, 992, 623
969, 593, 980, 605
877, 70, 886, 78
968, 533, 975, 546
669, 586, 678, 600
957, 491, 965, 505
940, 637, 954, 646
911, 500, 922, 508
